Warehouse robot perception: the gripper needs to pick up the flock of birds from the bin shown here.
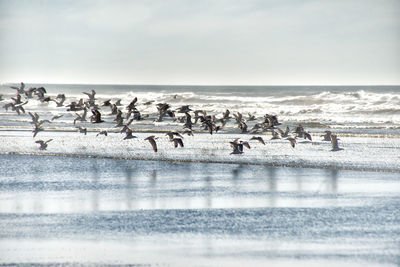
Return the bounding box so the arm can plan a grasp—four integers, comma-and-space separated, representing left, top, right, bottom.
1, 82, 344, 154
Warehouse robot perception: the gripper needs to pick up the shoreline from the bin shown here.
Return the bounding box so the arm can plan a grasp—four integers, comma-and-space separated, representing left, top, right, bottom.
2, 151, 400, 174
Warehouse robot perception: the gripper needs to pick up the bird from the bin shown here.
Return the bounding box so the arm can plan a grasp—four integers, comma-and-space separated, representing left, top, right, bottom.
145, 136, 158, 152
166, 131, 184, 141
77, 127, 87, 135
123, 128, 137, 140
250, 136, 265, 145
10, 82, 25, 95
83, 89, 96, 100
51, 94, 66, 107
171, 138, 184, 148
230, 142, 243, 154
230, 139, 250, 154
331, 134, 344, 151
183, 129, 194, 136
96, 130, 108, 137
287, 137, 297, 148
91, 109, 104, 123
271, 130, 281, 140
51, 115, 63, 121
74, 108, 87, 124
322, 131, 332, 141
35, 139, 53, 150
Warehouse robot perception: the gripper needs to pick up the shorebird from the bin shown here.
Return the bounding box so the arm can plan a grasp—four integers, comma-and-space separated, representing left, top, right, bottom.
91, 109, 104, 123
302, 131, 312, 141
52, 94, 66, 107
96, 130, 108, 137
171, 138, 184, 148
32, 126, 44, 138
276, 126, 290, 138
145, 136, 158, 152
247, 113, 256, 121
77, 127, 87, 135
271, 129, 282, 140
177, 105, 192, 113
287, 136, 297, 148
230, 139, 250, 154
322, 131, 332, 141
166, 131, 184, 140
51, 115, 63, 121
10, 82, 25, 95
74, 108, 87, 124
83, 90, 96, 100
250, 136, 265, 145
230, 141, 243, 154
35, 139, 52, 150
123, 128, 137, 140
331, 134, 344, 151
183, 129, 194, 136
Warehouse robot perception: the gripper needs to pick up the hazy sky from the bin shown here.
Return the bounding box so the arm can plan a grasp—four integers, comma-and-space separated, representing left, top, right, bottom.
0, 0, 399, 85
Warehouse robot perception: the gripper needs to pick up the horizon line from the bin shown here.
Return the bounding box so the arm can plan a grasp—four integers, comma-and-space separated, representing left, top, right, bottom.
1, 81, 399, 87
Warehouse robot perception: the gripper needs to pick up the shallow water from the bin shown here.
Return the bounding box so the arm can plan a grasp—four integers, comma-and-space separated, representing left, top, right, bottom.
0, 154, 399, 266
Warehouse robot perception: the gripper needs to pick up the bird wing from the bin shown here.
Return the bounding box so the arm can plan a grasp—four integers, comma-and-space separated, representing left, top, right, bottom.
148, 138, 158, 152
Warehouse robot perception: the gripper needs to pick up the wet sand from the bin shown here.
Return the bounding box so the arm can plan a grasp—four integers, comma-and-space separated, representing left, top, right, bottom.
0, 154, 399, 266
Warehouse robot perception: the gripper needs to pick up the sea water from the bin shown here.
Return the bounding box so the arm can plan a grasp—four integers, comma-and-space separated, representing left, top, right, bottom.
0, 84, 399, 265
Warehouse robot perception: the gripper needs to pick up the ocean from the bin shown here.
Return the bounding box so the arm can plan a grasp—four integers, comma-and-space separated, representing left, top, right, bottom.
0, 83, 399, 266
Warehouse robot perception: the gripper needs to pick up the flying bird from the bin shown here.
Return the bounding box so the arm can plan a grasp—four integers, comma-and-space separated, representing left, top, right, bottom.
171, 138, 184, 148
250, 136, 265, 145
331, 134, 344, 151
35, 139, 53, 150
145, 136, 158, 152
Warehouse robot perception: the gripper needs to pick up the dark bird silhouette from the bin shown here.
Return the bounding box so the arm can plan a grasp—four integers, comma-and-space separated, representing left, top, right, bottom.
96, 130, 108, 137
331, 134, 344, 151
250, 136, 265, 145
183, 129, 194, 136
145, 136, 158, 152
322, 131, 332, 141
123, 128, 137, 140
10, 82, 25, 94
91, 109, 104, 123
171, 138, 184, 148
77, 127, 87, 135
35, 139, 52, 150
166, 131, 184, 141
288, 137, 297, 148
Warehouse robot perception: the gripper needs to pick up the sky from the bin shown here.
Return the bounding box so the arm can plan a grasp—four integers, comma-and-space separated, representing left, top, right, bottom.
0, 0, 399, 85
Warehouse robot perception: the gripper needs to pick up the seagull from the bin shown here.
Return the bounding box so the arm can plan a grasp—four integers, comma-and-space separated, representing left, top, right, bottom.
51, 94, 66, 107
230, 140, 244, 154
331, 134, 344, 151
32, 126, 44, 138
91, 109, 104, 123
271, 129, 281, 140
83, 89, 96, 100
35, 139, 53, 150
123, 128, 137, 140
166, 131, 184, 141
183, 129, 194, 136
287, 137, 297, 148
96, 130, 108, 137
322, 131, 332, 141
74, 108, 87, 124
51, 115, 63, 121
10, 82, 25, 95
145, 136, 158, 152
171, 138, 184, 148
250, 136, 265, 145
230, 139, 250, 154
77, 127, 87, 135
